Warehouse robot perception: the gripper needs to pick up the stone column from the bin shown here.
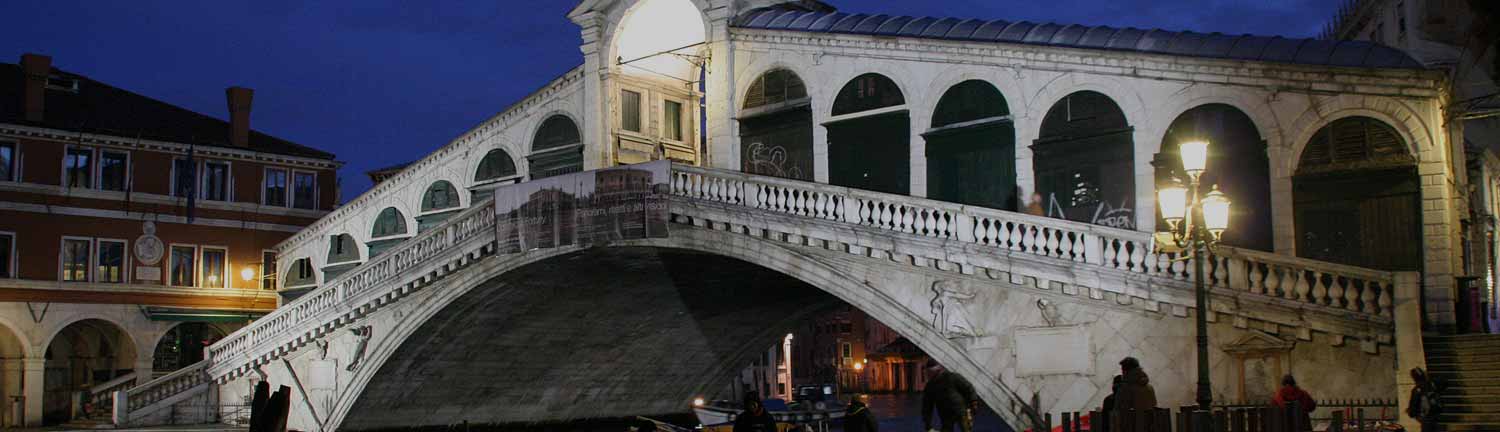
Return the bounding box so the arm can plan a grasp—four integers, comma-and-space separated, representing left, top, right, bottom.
134, 357, 154, 387
22, 358, 43, 427
1392, 271, 1425, 432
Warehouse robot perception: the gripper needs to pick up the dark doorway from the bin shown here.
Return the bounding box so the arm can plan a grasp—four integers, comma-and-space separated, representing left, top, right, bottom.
1294, 116, 1421, 271
152, 323, 225, 372
740, 69, 814, 181
925, 80, 1015, 210
1156, 104, 1273, 251
1033, 91, 1136, 229
828, 73, 909, 195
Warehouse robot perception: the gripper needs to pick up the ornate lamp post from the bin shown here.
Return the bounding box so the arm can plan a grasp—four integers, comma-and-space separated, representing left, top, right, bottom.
1154, 140, 1232, 415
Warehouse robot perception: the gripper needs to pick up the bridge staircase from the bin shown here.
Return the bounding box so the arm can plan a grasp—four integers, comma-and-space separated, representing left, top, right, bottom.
1424, 334, 1500, 431
110, 164, 1414, 428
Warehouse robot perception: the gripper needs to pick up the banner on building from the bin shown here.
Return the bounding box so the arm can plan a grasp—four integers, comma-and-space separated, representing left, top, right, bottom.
494, 160, 670, 253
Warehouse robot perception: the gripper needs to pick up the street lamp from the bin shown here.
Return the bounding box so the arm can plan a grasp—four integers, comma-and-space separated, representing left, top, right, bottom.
1155, 139, 1232, 417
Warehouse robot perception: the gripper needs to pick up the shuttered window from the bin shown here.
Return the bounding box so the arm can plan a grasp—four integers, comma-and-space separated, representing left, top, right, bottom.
621, 90, 642, 133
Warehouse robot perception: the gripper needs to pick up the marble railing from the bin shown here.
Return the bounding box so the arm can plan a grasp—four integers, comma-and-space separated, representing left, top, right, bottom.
88, 371, 137, 413
113, 360, 207, 425
206, 200, 496, 381
669, 165, 1395, 320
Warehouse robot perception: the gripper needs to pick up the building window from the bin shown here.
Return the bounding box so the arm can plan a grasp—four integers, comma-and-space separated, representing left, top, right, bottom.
173, 159, 195, 198
0, 233, 12, 278
293, 171, 316, 210
201, 161, 229, 201
621, 89, 642, 133
1396, 1, 1407, 40
96, 239, 126, 283
0, 142, 15, 182
264, 168, 288, 207
201, 247, 226, 288
170, 245, 196, 287
65, 147, 93, 189
99, 151, 128, 191
262, 251, 277, 290
663, 99, 683, 141
841, 342, 852, 359
61, 238, 91, 281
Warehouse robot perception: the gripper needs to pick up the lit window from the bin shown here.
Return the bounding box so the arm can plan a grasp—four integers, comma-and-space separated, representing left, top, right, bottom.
61, 238, 91, 281
293, 171, 316, 210
664, 100, 683, 141
170, 245, 196, 286
97, 240, 125, 283
65, 148, 93, 189
201, 161, 229, 201
622, 89, 642, 133
262, 251, 278, 290
264, 168, 288, 207
201, 248, 226, 288
173, 159, 195, 198
0, 142, 15, 182
99, 151, 128, 191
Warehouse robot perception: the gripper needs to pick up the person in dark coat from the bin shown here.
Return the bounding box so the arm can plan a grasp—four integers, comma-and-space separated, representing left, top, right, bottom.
1098, 375, 1123, 432
843, 394, 879, 432
733, 393, 778, 432
1111, 357, 1158, 428
1407, 368, 1443, 431
922, 360, 978, 432
1272, 375, 1317, 431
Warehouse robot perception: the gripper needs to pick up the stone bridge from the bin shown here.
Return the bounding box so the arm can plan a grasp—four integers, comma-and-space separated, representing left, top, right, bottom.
113, 164, 1410, 430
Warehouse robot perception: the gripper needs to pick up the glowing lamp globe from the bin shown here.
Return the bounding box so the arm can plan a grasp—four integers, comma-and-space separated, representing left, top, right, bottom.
1201, 186, 1232, 238
241, 267, 256, 282
1157, 182, 1188, 227
1179, 140, 1209, 175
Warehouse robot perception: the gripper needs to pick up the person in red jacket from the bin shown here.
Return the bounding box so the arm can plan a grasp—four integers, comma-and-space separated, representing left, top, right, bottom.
1272, 375, 1317, 431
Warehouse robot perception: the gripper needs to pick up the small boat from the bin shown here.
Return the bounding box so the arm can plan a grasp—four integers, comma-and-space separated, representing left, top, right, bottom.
693, 398, 845, 432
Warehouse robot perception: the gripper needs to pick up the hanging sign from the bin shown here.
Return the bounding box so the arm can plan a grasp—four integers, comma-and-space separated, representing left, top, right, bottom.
494, 160, 670, 253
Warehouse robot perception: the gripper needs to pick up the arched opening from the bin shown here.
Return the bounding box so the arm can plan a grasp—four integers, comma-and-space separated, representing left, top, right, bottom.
1034, 91, 1136, 229
43, 319, 135, 424
612, 0, 706, 83
739, 69, 813, 181
283, 258, 317, 291
1156, 104, 1272, 251
925, 80, 1016, 210
1294, 116, 1420, 270
529, 116, 584, 180
828, 73, 909, 195
324, 233, 360, 281
338, 247, 1006, 430
417, 180, 462, 232
472, 149, 520, 202
368, 207, 410, 257
609, 0, 708, 166
151, 323, 225, 373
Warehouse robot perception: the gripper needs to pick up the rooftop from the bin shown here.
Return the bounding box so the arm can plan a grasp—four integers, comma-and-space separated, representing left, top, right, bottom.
0, 61, 337, 160
733, 8, 1425, 70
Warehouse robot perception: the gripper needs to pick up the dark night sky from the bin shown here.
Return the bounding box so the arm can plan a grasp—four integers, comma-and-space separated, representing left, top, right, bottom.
2, 0, 1342, 202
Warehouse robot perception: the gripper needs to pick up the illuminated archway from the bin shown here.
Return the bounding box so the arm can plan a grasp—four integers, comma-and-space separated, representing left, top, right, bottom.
611, 0, 707, 82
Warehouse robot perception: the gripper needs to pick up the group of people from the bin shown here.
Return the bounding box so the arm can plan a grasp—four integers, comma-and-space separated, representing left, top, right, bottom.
730, 359, 980, 432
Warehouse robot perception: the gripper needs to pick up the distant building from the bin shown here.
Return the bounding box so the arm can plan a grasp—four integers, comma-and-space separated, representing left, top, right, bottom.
0, 53, 340, 426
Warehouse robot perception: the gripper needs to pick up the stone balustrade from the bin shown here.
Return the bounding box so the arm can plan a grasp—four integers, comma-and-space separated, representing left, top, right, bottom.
116, 360, 206, 420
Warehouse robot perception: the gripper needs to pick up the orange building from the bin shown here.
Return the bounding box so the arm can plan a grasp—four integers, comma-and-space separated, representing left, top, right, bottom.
0, 53, 339, 426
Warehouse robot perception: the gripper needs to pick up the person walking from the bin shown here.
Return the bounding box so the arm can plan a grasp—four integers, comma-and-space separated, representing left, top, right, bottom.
922, 360, 979, 432
1408, 368, 1444, 431
733, 393, 778, 432
1272, 375, 1317, 431
1111, 357, 1158, 429
843, 394, 879, 432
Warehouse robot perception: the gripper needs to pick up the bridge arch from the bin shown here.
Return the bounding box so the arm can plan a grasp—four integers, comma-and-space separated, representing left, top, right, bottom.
323, 229, 1027, 430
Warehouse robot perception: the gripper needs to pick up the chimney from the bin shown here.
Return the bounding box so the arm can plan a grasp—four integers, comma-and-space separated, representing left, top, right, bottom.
20, 53, 51, 123
225, 86, 254, 148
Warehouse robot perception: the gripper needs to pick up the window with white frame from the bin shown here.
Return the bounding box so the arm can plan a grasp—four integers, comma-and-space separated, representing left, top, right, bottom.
201, 161, 230, 201
261, 251, 277, 290
172, 159, 195, 198
201, 247, 227, 288
0, 232, 14, 278
663, 99, 684, 141
264, 168, 288, 207
170, 245, 196, 286
292, 171, 316, 210
61, 237, 91, 281
96, 239, 126, 283
99, 151, 128, 192
65, 147, 93, 189
0, 142, 16, 182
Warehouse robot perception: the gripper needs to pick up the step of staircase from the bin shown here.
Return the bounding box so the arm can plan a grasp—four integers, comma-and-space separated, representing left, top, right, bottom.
1425, 334, 1500, 431
1447, 402, 1500, 413
1448, 422, 1500, 432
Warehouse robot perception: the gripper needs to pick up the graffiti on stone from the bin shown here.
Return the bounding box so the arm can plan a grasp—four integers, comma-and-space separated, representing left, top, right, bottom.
1090, 199, 1134, 230
745, 141, 804, 180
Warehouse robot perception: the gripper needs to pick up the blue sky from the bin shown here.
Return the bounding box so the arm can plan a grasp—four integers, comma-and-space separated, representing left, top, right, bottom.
1, 0, 1343, 202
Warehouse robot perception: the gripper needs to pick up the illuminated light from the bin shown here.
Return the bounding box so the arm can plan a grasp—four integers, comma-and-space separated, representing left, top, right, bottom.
241, 267, 256, 282
1201, 186, 1232, 239
1157, 181, 1188, 227
207, 274, 219, 285
693, 397, 705, 407
1179, 140, 1209, 175
853, 362, 864, 371
613, 0, 706, 81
